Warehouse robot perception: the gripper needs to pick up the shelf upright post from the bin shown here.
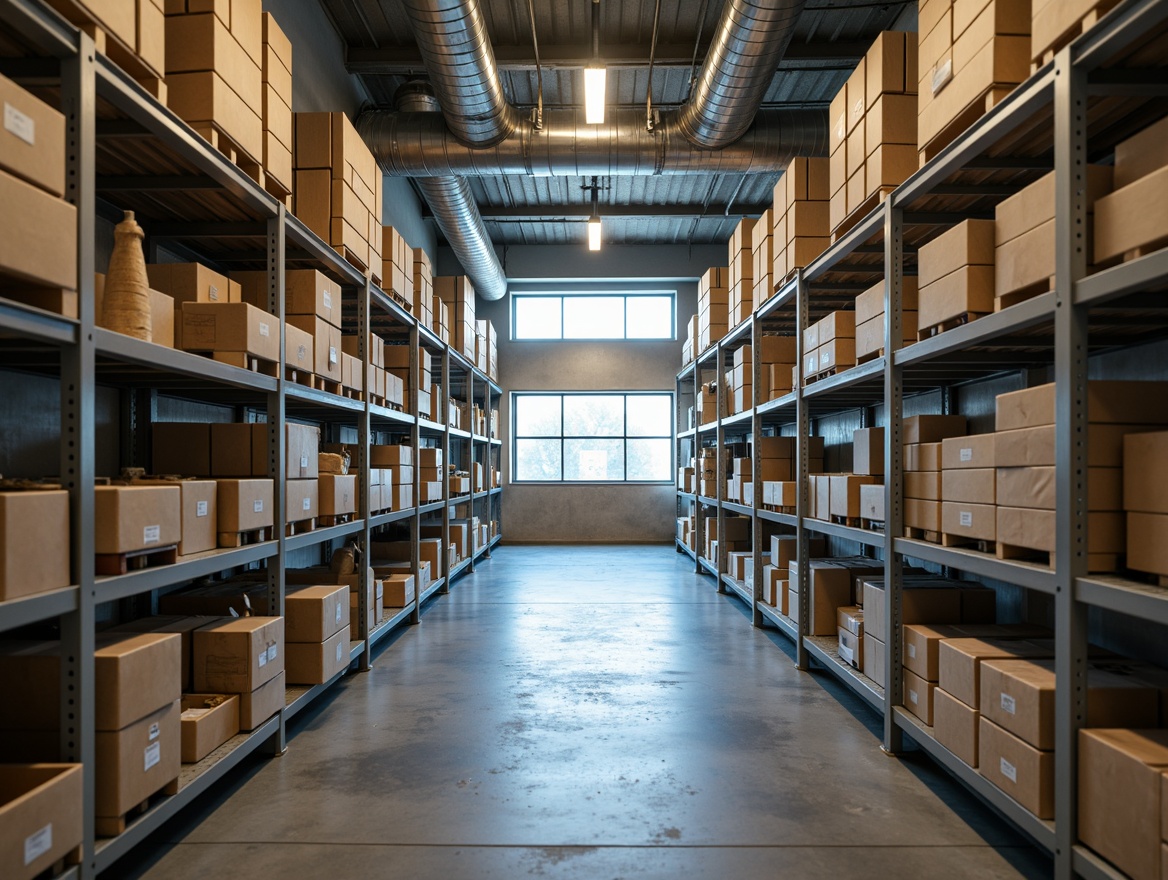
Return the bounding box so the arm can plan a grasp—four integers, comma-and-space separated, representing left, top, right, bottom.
750, 318, 763, 627
409, 322, 422, 625
691, 364, 702, 573
468, 369, 477, 573
357, 277, 373, 670
1052, 43, 1090, 880
715, 340, 727, 593
265, 207, 287, 756
795, 270, 810, 670
440, 347, 451, 593
882, 199, 906, 756
61, 31, 97, 877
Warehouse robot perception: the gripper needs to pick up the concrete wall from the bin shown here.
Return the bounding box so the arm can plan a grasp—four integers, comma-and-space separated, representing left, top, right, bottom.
465, 244, 723, 543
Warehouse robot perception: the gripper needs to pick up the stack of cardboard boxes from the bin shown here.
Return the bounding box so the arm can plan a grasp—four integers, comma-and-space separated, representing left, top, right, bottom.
260, 13, 292, 200
727, 218, 755, 328
165, 0, 264, 167
916, 0, 1031, 163
829, 31, 919, 236
802, 310, 855, 381
418, 447, 444, 504
317, 451, 357, 524
147, 263, 238, 352
294, 111, 383, 279
372, 445, 414, 512
854, 277, 919, 363
940, 430, 996, 546
917, 219, 994, 337
0, 764, 83, 876
49, 0, 164, 96
751, 209, 775, 307
413, 247, 434, 325
285, 585, 351, 685
1125, 432, 1168, 579
1094, 116, 1168, 269
382, 226, 415, 307
697, 267, 729, 351
0, 74, 78, 318
435, 276, 476, 363
772, 157, 830, 283
0, 486, 71, 605
193, 616, 285, 734
903, 415, 967, 540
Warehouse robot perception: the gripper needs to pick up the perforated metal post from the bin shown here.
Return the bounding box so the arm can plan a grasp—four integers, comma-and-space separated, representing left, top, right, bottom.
440, 347, 452, 593
883, 199, 905, 756
61, 32, 96, 877
266, 209, 287, 755
795, 270, 810, 670
751, 318, 763, 626
1052, 44, 1090, 880
357, 277, 373, 670
410, 323, 422, 625
715, 340, 727, 593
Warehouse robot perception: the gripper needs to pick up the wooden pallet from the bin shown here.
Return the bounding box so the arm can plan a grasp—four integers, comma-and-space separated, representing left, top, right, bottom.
918, 85, 1016, 166
917, 312, 987, 340
333, 243, 370, 275
210, 351, 279, 376
341, 385, 364, 402
318, 513, 354, 527
95, 544, 178, 576
831, 186, 896, 242
285, 517, 316, 537
94, 775, 179, 837
217, 526, 274, 548
312, 375, 343, 396
861, 518, 885, 533
285, 366, 313, 387
804, 365, 847, 384
831, 515, 862, 527
190, 123, 263, 182
904, 525, 940, 543
995, 541, 1052, 566
996, 276, 1054, 312
762, 505, 796, 515
941, 533, 996, 553
44, 0, 165, 91
263, 172, 293, 209
1031, 0, 1122, 71
856, 346, 884, 365
40, 845, 83, 877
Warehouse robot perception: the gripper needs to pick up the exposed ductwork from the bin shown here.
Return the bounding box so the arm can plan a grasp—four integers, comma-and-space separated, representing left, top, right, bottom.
395, 82, 509, 301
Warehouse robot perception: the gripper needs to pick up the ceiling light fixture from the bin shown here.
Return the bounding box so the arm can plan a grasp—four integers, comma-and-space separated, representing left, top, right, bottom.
583, 175, 602, 252
584, 0, 605, 124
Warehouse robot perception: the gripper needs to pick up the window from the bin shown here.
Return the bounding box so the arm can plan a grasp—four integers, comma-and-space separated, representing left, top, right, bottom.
512, 392, 674, 483
512, 292, 675, 340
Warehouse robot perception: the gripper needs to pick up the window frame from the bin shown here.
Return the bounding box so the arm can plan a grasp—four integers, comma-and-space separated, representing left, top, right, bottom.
511, 390, 675, 485
510, 290, 677, 342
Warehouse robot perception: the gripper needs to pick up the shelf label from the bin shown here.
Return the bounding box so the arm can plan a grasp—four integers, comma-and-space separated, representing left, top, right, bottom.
336, 604, 343, 624
298, 344, 309, 361
336, 641, 344, 663
253, 499, 264, 513
300, 455, 309, 469
908, 687, 918, 705
329, 346, 338, 365
144, 525, 161, 544
959, 511, 972, 527
196, 501, 208, 517
208, 284, 220, 302
259, 322, 270, 337
149, 722, 160, 741
999, 757, 1017, 783
144, 741, 161, 771
5, 102, 35, 145
258, 648, 267, 667
322, 290, 332, 310
932, 59, 953, 96
303, 496, 312, 511
266, 644, 278, 664
960, 447, 973, 462
24, 824, 51, 866
1000, 692, 1016, 715
907, 644, 916, 659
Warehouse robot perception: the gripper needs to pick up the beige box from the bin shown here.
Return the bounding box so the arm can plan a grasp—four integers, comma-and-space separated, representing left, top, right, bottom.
238, 670, 283, 730
285, 584, 349, 643
918, 265, 995, 329
94, 700, 180, 821
864, 634, 887, 687
905, 497, 941, 532
866, 30, 918, 104
93, 632, 181, 731
994, 381, 1168, 431
934, 686, 979, 767
167, 70, 263, 161
0, 167, 77, 290
859, 483, 884, 522
941, 501, 996, 542
0, 491, 70, 600
829, 474, 876, 519
164, 12, 261, 110
167, 479, 216, 556
853, 427, 884, 476
181, 302, 278, 361
215, 479, 273, 536
94, 485, 181, 555
941, 468, 995, 504
904, 668, 936, 725
979, 716, 1053, 818
0, 763, 82, 880
180, 693, 239, 763
905, 470, 942, 500
904, 415, 967, 444
941, 433, 995, 470
1129, 513, 1168, 577
997, 506, 1125, 560
918, 219, 995, 287
996, 465, 1121, 512
1125, 432, 1168, 514
287, 314, 342, 382
1094, 152, 1168, 264
995, 423, 1156, 468
938, 637, 1053, 710
285, 629, 348, 685
318, 474, 357, 517
285, 478, 318, 524
192, 616, 283, 693
1111, 113, 1168, 189
0, 73, 66, 197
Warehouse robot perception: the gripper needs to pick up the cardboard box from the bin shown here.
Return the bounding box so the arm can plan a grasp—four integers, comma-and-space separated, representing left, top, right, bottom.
285, 629, 349, 685
318, 474, 357, 517
918, 265, 995, 329
1094, 163, 1168, 264
164, 12, 262, 110
94, 485, 181, 555
287, 314, 341, 382
284, 321, 313, 375
0, 167, 77, 290
981, 658, 1159, 750
997, 507, 1125, 559
852, 427, 884, 476
215, 479, 272, 537
996, 465, 1121, 511
859, 483, 884, 522
1111, 113, 1168, 190
1129, 513, 1168, 577
108, 615, 212, 693
192, 616, 283, 693
180, 693, 239, 763
0, 763, 82, 880
905, 497, 941, 531
1078, 728, 1168, 880
167, 71, 263, 161
978, 717, 1053, 818
829, 474, 876, 519
795, 561, 855, 636
838, 626, 863, 669
284, 422, 320, 480
918, 219, 994, 287
934, 686, 979, 767
0, 73, 66, 197
238, 670, 283, 730
941, 433, 995, 470
0, 491, 70, 600
941, 501, 996, 541
941, 468, 995, 505
284, 478, 318, 524
995, 423, 1156, 468
864, 634, 887, 687
995, 381, 1168, 431
1125, 432, 1168, 514
904, 668, 936, 725
380, 573, 415, 607
905, 470, 941, 500
904, 415, 967, 444
285, 584, 349, 643
181, 302, 279, 361
94, 700, 180, 821
92, 632, 181, 733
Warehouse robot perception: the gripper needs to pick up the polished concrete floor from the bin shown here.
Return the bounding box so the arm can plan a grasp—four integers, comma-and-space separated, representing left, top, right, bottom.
120, 545, 1049, 879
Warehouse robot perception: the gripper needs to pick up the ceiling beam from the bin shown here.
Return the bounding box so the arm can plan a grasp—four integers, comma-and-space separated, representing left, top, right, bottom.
423, 203, 771, 221
346, 40, 867, 76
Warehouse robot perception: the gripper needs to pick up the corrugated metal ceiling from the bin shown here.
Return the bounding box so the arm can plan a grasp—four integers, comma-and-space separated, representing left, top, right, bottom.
321, 0, 914, 246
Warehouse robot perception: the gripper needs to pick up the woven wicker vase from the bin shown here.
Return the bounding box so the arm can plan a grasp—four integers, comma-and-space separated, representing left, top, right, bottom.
102, 210, 152, 342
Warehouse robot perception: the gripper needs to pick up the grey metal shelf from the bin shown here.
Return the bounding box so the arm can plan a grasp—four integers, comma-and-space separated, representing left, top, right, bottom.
95, 542, 279, 604
757, 603, 797, 641
758, 509, 798, 528
285, 673, 348, 722
1072, 846, 1127, 880
285, 383, 365, 414
677, 540, 697, 562
698, 557, 718, 577
722, 576, 753, 608
94, 328, 276, 394
369, 605, 415, 646
697, 494, 718, 506
804, 635, 884, 712
894, 537, 1057, 595
0, 296, 80, 346
418, 501, 446, 515
801, 357, 885, 402
677, 427, 697, 440
723, 501, 753, 517
370, 508, 418, 528
0, 585, 79, 633
369, 404, 415, 427
804, 517, 884, 549
894, 292, 1057, 369
418, 416, 447, 433
420, 577, 445, 604
285, 519, 365, 553
1075, 247, 1168, 306
894, 708, 1056, 853
721, 410, 754, 429
756, 390, 797, 419
1076, 575, 1168, 624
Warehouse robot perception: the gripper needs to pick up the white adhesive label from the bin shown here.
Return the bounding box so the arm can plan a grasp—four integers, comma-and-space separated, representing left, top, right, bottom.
1001, 692, 1017, 715
336, 604, 343, 624
253, 499, 264, 513
1000, 757, 1017, 783
298, 344, 309, 360
300, 455, 308, 469
907, 644, 917, 659
5, 102, 35, 145
259, 322, 270, 337
329, 346, 338, 365
960, 447, 973, 462
144, 525, 161, 544
208, 284, 220, 301
959, 511, 973, 527
266, 644, 278, 664
24, 824, 51, 866
908, 688, 918, 705
258, 649, 268, 668
322, 290, 332, 310
196, 500, 208, 517
932, 58, 953, 96
302, 496, 312, 511
148, 722, 161, 741
144, 741, 161, 771
821, 351, 832, 366
336, 641, 344, 663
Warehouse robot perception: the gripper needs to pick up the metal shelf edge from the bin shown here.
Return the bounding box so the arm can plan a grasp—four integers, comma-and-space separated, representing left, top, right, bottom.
0, 297, 79, 345
894, 292, 1057, 368
95, 542, 279, 603
804, 517, 886, 549
894, 537, 1057, 594
1075, 575, 1168, 624
0, 585, 80, 632
757, 603, 797, 641
1074, 246, 1168, 307
803, 636, 885, 712
285, 519, 365, 552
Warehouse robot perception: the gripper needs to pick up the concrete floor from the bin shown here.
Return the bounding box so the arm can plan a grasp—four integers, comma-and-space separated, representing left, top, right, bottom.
119, 545, 1050, 879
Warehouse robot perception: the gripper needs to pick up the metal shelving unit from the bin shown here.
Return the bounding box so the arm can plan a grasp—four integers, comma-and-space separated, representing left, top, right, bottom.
0, 0, 504, 874
673, 3, 1168, 877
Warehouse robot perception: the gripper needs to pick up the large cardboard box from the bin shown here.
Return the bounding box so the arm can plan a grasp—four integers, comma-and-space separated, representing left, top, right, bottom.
285, 478, 318, 524
0, 73, 66, 197
94, 632, 182, 731
938, 637, 1054, 709
903, 668, 936, 725
94, 700, 180, 822
147, 263, 238, 305
996, 465, 1121, 511
287, 314, 341, 382
1078, 728, 1168, 880
215, 479, 273, 537
1094, 161, 1168, 264
285, 584, 349, 643
864, 634, 887, 687
1128, 513, 1168, 577
164, 12, 262, 111
380, 573, 416, 607
181, 302, 279, 361
94, 485, 181, 555
904, 415, 967, 444
995, 381, 1168, 431
979, 717, 1053, 818
0, 167, 77, 290
192, 616, 283, 693
180, 693, 239, 763
108, 615, 212, 693
0, 763, 82, 880
0, 491, 70, 600
238, 670, 283, 730
318, 474, 357, 517
167, 70, 263, 161
285, 422, 320, 479
1125, 432, 1168, 514
1111, 113, 1168, 189
934, 686, 979, 767
285, 629, 348, 685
